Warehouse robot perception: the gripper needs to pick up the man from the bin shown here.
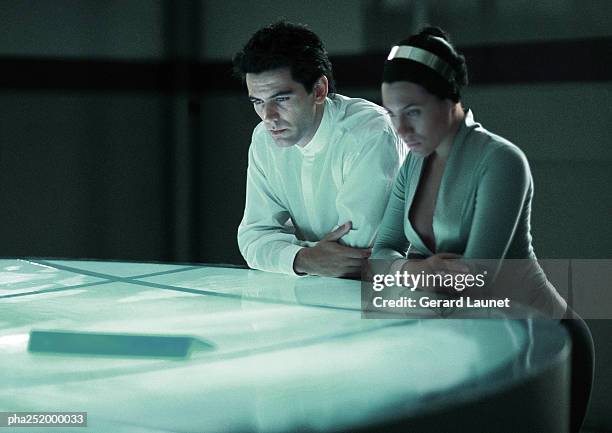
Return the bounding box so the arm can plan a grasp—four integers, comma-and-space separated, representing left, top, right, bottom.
234, 21, 406, 277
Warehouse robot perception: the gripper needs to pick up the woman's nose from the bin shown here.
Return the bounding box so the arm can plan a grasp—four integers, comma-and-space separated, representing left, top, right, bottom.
397, 117, 414, 135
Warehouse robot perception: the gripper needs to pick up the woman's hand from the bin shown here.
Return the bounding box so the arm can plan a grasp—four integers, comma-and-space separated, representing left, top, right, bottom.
423, 253, 469, 274
400, 253, 467, 274
400, 253, 469, 293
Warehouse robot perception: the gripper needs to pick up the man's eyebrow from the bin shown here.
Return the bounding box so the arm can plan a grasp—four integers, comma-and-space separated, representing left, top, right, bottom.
270, 90, 294, 98
248, 90, 294, 102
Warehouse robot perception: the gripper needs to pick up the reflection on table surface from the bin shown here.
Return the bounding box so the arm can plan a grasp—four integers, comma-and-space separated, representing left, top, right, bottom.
0, 259, 569, 433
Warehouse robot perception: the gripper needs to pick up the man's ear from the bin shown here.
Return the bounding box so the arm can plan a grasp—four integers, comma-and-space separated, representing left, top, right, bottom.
313, 75, 328, 104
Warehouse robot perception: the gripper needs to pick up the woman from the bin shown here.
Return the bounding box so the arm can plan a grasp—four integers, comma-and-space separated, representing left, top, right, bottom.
373, 27, 593, 433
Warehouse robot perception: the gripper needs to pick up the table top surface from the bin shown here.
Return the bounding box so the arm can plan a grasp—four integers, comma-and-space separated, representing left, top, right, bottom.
0, 259, 569, 433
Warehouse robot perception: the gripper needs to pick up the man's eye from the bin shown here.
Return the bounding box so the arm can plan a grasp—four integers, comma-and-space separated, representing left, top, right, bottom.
406, 109, 420, 116
251, 100, 263, 106
275, 96, 289, 103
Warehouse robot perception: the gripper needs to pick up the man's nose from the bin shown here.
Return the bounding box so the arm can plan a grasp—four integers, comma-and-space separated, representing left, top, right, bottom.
262, 102, 279, 122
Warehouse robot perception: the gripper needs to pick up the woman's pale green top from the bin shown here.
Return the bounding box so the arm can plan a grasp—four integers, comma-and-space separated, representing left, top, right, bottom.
373, 110, 535, 261
373, 110, 567, 317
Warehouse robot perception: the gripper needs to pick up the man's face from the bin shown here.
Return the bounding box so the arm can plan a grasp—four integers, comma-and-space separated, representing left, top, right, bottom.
246, 67, 324, 148
382, 81, 453, 157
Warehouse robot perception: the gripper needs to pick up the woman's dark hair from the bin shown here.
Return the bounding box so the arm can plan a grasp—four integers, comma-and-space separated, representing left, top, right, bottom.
233, 21, 335, 94
383, 26, 468, 102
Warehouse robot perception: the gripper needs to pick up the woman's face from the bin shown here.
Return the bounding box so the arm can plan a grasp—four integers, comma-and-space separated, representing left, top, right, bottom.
382, 81, 454, 157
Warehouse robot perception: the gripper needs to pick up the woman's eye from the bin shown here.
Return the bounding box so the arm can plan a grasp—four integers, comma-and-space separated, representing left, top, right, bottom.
406, 109, 420, 117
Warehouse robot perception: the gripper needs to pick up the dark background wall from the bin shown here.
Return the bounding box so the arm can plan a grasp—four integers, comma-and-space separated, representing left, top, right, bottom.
1, 0, 610, 264
1, 0, 611, 429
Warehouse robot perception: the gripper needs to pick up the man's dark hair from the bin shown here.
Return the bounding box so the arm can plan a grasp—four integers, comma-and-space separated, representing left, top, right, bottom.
233, 21, 335, 94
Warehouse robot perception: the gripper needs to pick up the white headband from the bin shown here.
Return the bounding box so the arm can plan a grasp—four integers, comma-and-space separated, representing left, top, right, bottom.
386, 45, 454, 82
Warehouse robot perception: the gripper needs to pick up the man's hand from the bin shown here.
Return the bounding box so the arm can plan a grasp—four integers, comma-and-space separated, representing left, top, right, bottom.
293, 222, 371, 278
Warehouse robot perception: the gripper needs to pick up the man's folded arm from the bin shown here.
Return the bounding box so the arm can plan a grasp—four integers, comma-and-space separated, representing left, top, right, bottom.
237, 147, 309, 275
335, 129, 405, 249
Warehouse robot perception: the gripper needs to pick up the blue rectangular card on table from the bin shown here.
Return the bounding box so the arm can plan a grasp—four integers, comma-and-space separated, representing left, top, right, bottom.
28, 330, 214, 359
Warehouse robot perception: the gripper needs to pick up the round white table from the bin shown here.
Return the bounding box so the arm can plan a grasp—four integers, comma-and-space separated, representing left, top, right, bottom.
0, 259, 570, 432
